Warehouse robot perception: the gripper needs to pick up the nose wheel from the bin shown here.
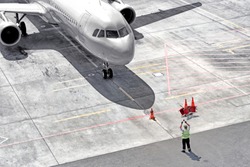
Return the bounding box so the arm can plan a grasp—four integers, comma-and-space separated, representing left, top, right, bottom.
102, 62, 113, 79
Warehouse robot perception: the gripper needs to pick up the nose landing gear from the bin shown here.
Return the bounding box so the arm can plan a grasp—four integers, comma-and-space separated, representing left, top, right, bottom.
102, 62, 113, 79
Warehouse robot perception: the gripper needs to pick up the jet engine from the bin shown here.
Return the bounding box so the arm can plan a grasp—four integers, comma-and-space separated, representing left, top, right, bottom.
0, 14, 21, 46
108, 0, 136, 24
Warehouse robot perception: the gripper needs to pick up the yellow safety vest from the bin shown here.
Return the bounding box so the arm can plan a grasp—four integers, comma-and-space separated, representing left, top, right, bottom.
182, 130, 190, 139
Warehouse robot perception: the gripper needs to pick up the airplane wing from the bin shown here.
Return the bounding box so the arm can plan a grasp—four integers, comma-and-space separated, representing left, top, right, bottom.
0, 3, 46, 15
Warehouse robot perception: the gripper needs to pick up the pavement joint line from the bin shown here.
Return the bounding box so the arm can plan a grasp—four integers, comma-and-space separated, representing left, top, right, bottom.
155, 120, 174, 138
0, 65, 60, 164
1, 91, 248, 149
52, 84, 88, 92
118, 87, 135, 101
55, 109, 111, 123
0, 118, 36, 128
220, 81, 248, 95
0, 84, 17, 90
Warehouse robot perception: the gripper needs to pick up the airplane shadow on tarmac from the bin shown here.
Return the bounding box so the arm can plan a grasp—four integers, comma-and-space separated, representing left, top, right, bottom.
0, 31, 155, 110
0, 2, 202, 110
132, 2, 202, 40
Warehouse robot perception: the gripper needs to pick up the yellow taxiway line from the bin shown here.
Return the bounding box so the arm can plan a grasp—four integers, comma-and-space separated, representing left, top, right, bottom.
56, 78, 85, 84
53, 84, 88, 92
130, 63, 163, 70
136, 68, 166, 75
165, 91, 203, 100
224, 44, 250, 54
214, 38, 242, 47
55, 109, 111, 123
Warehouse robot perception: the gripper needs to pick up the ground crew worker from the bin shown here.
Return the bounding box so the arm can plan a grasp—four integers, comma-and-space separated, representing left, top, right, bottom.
180, 120, 191, 152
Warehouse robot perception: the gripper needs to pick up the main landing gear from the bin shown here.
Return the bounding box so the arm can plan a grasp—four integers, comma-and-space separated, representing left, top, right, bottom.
102, 62, 113, 79
19, 21, 27, 37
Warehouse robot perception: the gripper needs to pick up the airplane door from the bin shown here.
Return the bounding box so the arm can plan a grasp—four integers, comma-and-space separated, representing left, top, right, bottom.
78, 12, 91, 43
78, 12, 91, 34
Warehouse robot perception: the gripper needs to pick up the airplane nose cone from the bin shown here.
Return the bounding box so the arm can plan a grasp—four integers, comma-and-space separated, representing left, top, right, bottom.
107, 34, 135, 65
117, 40, 134, 65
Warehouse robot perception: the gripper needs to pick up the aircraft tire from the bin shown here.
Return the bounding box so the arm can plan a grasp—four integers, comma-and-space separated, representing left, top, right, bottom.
19, 22, 27, 37
108, 68, 113, 78
103, 69, 108, 79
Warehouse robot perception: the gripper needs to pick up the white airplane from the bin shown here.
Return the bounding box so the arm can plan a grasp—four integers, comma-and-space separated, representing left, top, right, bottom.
0, 0, 136, 79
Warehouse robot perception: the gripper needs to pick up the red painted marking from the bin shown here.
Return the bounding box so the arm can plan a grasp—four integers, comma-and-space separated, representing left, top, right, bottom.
165, 44, 171, 95
0, 91, 249, 149
0, 115, 146, 149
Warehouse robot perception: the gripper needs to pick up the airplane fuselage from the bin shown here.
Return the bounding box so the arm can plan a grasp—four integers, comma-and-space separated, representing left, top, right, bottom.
29, 0, 135, 65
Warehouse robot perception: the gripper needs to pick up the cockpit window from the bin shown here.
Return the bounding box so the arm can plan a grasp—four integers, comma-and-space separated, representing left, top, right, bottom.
106, 30, 119, 38
118, 27, 129, 37
92, 29, 99, 37
93, 28, 130, 38
98, 30, 105, 38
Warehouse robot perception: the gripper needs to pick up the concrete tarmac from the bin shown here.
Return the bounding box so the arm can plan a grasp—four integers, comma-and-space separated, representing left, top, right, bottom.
0, 0, 250, 166
54, 120, 250, 167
